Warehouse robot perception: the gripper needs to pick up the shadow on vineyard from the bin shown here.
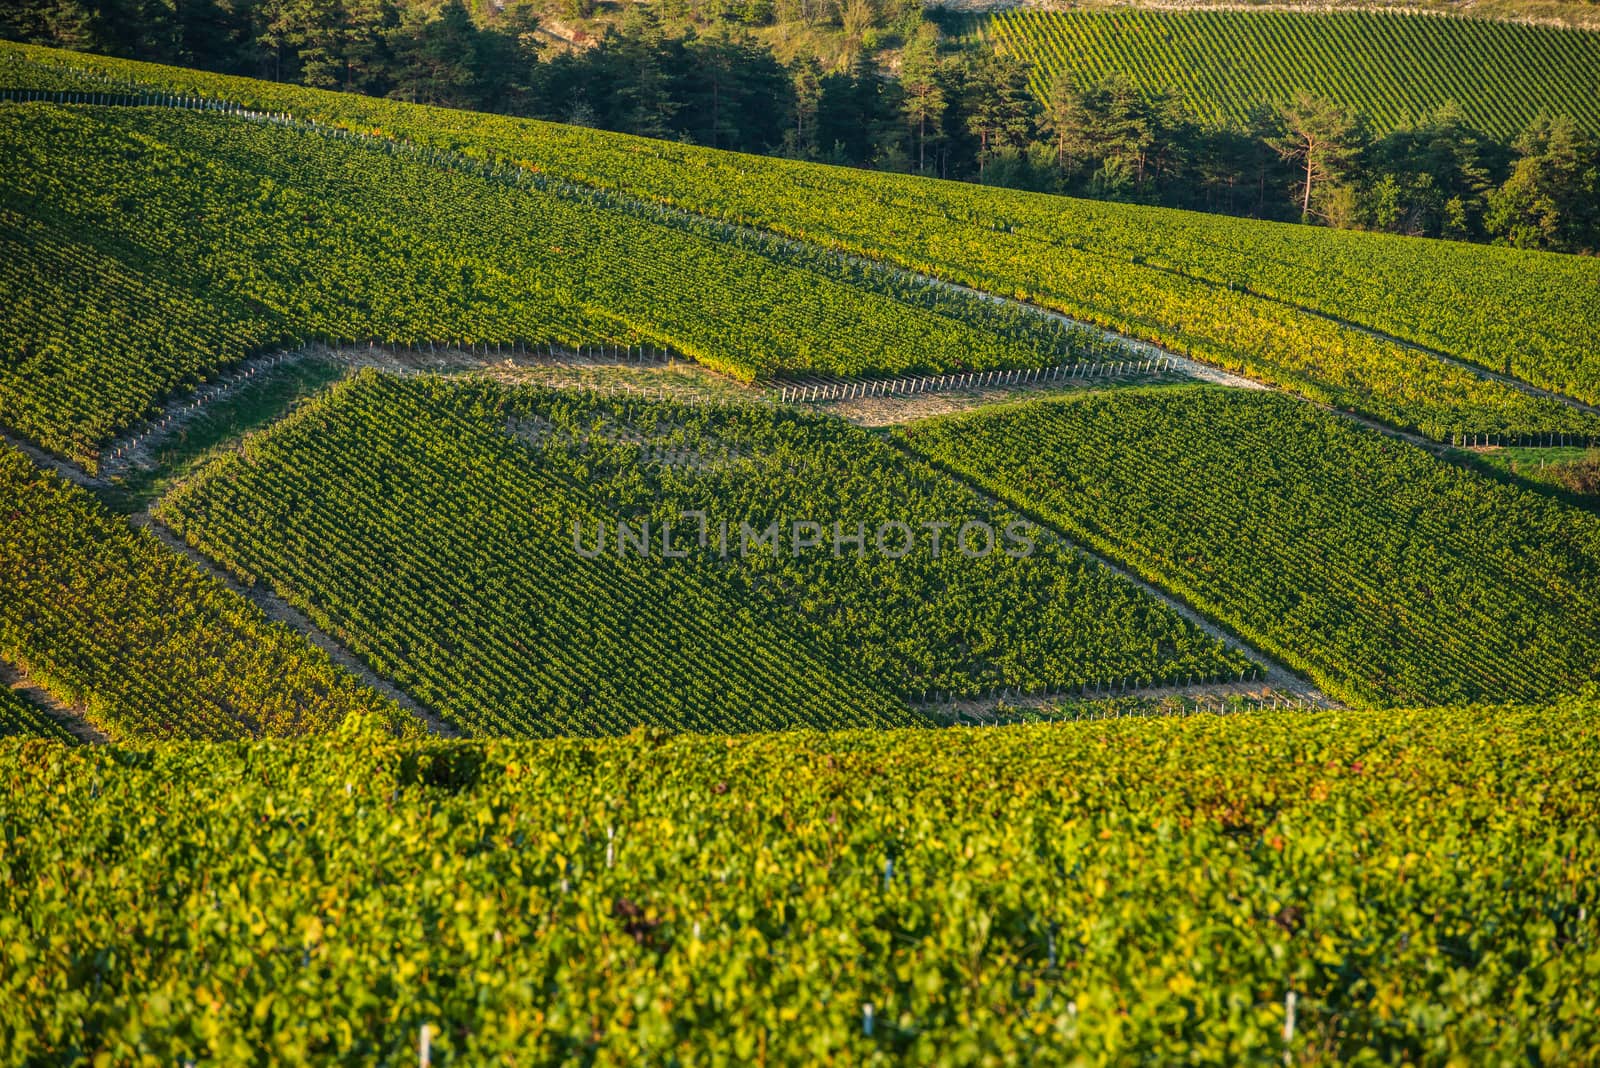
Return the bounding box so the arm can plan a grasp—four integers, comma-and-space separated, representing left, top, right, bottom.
1449, 443, 1600, 511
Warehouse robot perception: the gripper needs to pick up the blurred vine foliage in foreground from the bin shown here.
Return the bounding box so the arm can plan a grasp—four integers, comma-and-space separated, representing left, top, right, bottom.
2, 701, 1597, 1063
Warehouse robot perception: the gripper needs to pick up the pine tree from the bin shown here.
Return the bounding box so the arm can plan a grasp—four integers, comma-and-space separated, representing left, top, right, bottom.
900, 27, 945, 174
1269, 93, 1360, 223
963, 52, 1034, 179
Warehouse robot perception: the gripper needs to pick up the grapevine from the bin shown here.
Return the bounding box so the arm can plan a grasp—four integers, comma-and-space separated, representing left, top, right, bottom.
902, 386, 1600, 707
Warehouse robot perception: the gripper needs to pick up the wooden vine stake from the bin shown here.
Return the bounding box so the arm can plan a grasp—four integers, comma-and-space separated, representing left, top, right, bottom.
1282, 991, 1296, 1067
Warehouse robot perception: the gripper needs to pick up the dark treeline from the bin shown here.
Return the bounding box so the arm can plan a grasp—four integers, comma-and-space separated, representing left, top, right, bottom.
4, 0, 1597, 253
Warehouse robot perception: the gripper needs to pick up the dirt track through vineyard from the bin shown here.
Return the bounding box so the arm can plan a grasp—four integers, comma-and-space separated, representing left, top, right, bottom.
4, 426, 462, 737
928, 681, 1329, 726
0, 658, 111, 744
26, 78, 1592, 439
96, 343, 742, 477
127, 512, 465, 737
7, 355, 1334, 735
893, 439, 1333, 704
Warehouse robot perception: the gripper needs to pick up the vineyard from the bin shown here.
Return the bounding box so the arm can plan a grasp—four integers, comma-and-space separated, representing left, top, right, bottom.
0, 684, 75, 742
0, 100, 1103, 468
156, 373, 1253, 735
2, 44, 1598, 444
991, 10, 1600, 139
0, 208, 281, 465
1, 31, 1598, 1061
902, 387, 1600, 707
0, 445, 416, 741
3, 701, 1597, 1061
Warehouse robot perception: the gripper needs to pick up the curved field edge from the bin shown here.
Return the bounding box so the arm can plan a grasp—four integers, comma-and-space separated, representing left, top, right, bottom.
0, 442, 420, 741
898, 386, 1600, 708
152, 371, 1255, 734
0, 99, 1119, 465
2, 698, 1597, 1062
3, 42, 1598, 430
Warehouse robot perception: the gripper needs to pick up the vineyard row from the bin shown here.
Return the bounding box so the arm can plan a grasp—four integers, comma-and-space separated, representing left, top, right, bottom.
5, 48, 1597, 444
777, 357, 1178, 403
4, 704, 1596, 1060
903, 386, 1600, 707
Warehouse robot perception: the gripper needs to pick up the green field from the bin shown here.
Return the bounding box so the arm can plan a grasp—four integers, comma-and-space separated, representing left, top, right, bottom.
0, 445, 415, 741
0, 207, 280, 466
902, 387, 1600, 707
1460, 444, 1600, 497
0, 102, 1097, 467
3, 701, 1596, 1062
991, 9, 1600, 139
4, 43, 1599, 446
156, 373, 1250, 736
3, 35, 1598, 1060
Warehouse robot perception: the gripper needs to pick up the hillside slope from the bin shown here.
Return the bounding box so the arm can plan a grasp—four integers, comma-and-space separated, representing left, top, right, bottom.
903, 386, 1600, 706
4, 43, 1598, 447
156, 374, 1251, 734
991, 9, 1600, 138
0, 445, 417, 741
0, 102, 1090, 466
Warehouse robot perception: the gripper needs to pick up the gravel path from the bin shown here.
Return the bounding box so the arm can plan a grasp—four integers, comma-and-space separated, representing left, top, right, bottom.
892, 440, 1336, 705
5, 425, 462, 738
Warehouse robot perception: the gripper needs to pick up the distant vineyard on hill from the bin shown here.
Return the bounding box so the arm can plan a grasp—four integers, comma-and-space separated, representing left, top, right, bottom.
0, 445, 416, 741
0, 102, 1095, 466
4, 43, 1599, 449
3, 31, 1600, 1061
904, 387, 1600, 707
991, 10, 1600, 137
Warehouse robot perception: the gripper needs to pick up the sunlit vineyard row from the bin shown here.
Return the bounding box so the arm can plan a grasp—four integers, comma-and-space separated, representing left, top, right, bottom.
159, 375, 917, 737
0, 445, 416, 741
992, 9, 1600, 139
4, 43, 1595, 437
4, 701, 1597, 1061
0, 101, 1099, 466
156, 373, 1255, 736
903, 387, 1600, 707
